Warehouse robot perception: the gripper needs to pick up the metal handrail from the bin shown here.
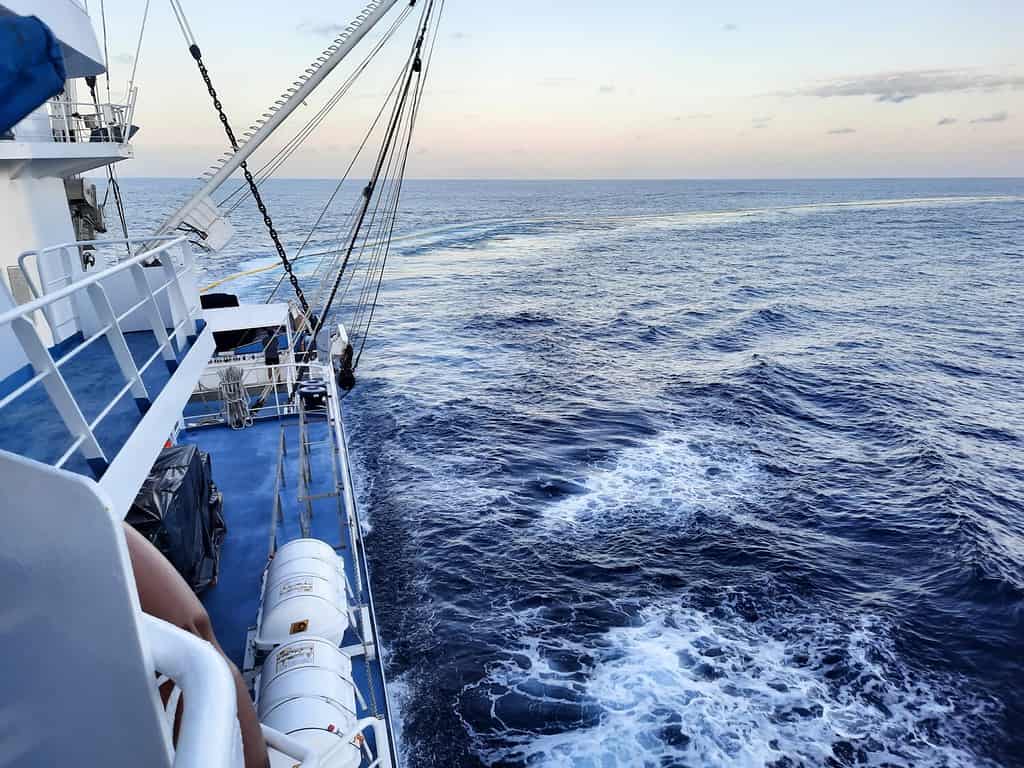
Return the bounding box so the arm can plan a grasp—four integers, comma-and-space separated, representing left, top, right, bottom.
43, 91, 137, 145
144, 615, 242, 768
18, 235, 184, 302
5, 238, 187, 326
0, 237, 202, 477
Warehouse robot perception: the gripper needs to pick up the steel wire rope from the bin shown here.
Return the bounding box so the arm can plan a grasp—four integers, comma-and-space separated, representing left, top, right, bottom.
310, 0, 438, 342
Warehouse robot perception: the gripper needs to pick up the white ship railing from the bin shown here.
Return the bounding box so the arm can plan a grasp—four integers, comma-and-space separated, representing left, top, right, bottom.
18, 236, 185, 334
37, 90, 138, 144
144, 614, 245, 766
0, 236, 202, 478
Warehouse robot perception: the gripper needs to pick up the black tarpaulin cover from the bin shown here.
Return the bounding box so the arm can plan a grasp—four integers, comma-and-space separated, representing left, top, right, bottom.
127, 444, 226, 593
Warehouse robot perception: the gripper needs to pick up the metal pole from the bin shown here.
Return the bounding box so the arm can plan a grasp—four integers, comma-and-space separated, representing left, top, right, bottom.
156, 0, 403, 236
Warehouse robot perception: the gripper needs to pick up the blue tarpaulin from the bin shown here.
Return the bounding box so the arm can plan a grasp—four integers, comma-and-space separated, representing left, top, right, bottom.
0, 15, 66, 134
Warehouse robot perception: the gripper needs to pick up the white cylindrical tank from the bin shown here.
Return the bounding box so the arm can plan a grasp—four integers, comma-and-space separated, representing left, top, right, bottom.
259, 638, 361, 768
259, 539, 349, 647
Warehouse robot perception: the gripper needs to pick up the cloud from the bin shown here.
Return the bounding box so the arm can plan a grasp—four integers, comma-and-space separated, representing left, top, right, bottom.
112, 53, 135, 66
970, 111, 1009, 123
937, 117, 957, 126
828, 128, 856, 135
723, 23, 738, 31
297, 21, 346, 37
752, 115, 773, 128
687, 112, 713, 119
788, 69, 1024, 103
598, 84, 615, 94
451, 31, 470, 40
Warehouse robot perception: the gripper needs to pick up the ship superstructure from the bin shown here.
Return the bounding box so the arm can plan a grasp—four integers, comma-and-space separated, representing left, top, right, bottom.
0, 1, 439, 765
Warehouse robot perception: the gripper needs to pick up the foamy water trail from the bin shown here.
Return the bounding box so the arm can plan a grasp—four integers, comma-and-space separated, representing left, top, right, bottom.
462, 603, 998, 768
543, 430, 762, 529
204, 193, 1023, 292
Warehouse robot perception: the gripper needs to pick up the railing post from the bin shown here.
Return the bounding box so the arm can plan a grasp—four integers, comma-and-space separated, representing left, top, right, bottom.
178, 240, 202, 318
129, 263, 179, 373
61, 246, 89, 336
86, 283, 151, 413
10, 317, 108, 478
160, 247, 196, 351
37, 248, 65, 339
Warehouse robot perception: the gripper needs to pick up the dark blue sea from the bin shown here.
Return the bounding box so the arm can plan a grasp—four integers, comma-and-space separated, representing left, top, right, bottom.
114, 177, 1024, 767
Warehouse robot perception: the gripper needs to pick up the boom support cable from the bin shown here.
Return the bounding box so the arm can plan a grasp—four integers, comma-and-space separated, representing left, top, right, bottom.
219, 5, 415, 218
311, 0, 441, 347
350, 0, 444, 367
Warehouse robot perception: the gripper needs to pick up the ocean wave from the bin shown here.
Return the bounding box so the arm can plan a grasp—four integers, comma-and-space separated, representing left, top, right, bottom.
466, 311, 559, 331
542, 430, 762, 530
461, 601, 1000, 768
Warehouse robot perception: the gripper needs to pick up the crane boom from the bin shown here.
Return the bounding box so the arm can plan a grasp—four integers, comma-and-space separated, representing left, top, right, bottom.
156, 0, 405, 240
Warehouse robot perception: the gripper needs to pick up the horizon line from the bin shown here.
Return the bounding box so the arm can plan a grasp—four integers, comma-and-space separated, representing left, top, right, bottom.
96, 175, 1024, 182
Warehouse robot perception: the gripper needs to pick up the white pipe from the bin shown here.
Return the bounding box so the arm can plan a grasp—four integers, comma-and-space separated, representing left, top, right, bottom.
156, 0, 403, 236
261, 725, 320, 768
143, 615, 242, 768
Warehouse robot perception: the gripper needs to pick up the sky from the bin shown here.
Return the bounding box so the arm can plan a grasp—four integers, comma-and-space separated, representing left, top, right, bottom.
89, 0, 1024, 178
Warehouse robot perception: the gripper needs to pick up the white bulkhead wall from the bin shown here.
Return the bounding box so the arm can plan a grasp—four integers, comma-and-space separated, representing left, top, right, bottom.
0, 176, 82, 344
0, 282, 32, 384
0, 0, 107, 345
0, 0, 105, 77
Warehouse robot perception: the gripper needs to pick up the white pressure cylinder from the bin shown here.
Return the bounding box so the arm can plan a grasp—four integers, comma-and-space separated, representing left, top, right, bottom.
258, 538, 349, 647
259, 638, 361, 768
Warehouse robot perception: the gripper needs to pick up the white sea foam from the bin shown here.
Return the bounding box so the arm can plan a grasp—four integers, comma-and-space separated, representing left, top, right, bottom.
387, 667, 414, 768
607, 195, 1024, 233
544, 430, 761, 529
463, 603, 998, 768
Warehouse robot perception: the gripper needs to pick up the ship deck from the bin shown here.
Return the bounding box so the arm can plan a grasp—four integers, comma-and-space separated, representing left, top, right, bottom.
0, 329, 186, 478
0, 328, 394, 761
181, 408, 393, 745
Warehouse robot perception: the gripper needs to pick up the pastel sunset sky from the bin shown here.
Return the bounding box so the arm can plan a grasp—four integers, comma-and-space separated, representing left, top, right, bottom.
93, 0, 1023, 178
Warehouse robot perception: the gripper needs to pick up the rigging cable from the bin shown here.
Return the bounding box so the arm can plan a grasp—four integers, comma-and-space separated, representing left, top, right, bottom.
219, 5, 415, 217
99, 0, 112, 102
347, 0, 444, 367
127, 0, 152, 94
168, 0, 310, 315
266, 56, 410, 306
85, 76, 131, 252
309, 0, 442, 376
308, 54, 413, 310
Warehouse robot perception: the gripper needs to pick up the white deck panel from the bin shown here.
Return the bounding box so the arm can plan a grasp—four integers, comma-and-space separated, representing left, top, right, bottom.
204, 303, 290, 333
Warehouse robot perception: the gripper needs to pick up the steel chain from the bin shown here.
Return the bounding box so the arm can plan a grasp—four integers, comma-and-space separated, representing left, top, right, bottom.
192, 50, 310, 314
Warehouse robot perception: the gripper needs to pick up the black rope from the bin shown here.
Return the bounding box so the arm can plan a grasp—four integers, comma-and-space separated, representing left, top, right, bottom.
266, 57, 410, 306
187, 43, 310, 316
311, 0, 439, 343
106, 167, 131, 253
349, 0, 443, 368
220, 5, 415, 218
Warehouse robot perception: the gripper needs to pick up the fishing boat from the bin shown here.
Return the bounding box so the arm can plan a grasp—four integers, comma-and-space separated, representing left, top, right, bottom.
0, 1, 442, 765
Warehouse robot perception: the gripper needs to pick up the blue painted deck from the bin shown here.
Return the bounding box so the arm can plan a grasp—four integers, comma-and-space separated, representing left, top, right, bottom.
0, 329, 198, 478
0, 326, 394, 757
183, 412, 392, 738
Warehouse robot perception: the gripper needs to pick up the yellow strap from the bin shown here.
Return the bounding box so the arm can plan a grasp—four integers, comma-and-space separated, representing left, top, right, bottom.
201, 261, 286, 292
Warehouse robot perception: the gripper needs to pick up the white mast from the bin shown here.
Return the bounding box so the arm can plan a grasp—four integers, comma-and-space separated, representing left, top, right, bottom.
156, 0, 405, 241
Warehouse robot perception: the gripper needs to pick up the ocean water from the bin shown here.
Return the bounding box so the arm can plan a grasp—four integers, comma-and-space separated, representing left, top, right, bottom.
113, 177, 1024, 767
